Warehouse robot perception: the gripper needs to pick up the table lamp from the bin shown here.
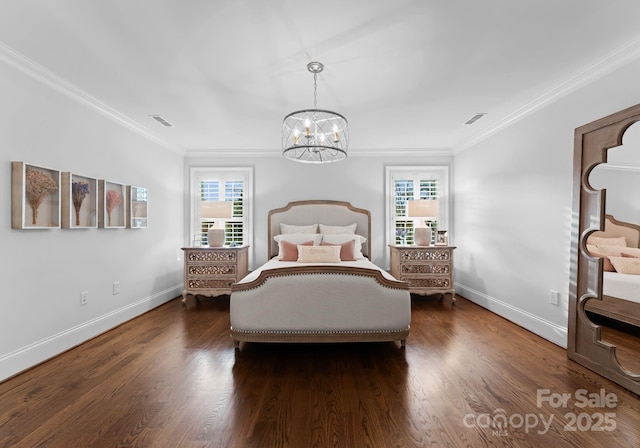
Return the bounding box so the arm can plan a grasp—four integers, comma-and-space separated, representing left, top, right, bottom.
201, 201, 233, 247
407, 199, 439, 246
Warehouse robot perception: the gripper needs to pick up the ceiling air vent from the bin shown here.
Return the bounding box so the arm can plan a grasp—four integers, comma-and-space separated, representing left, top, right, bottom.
464, 113, 487, 125
149, 115, 173, 127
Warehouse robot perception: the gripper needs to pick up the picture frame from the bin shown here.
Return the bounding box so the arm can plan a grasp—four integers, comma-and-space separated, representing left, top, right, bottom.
61, 173, 97, 229
11, 161, 61, 229
435, 230, 449, 246
127, 185, 148, 229
98, 180, 127, 228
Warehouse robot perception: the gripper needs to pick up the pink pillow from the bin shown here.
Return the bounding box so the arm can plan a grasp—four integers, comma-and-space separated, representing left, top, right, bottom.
321, 240, 357, 261
280, 240, 313, 261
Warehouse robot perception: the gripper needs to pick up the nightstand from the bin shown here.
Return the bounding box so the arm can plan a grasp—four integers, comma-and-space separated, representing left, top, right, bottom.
388, 245, 456, 308
181, 246, 249, 308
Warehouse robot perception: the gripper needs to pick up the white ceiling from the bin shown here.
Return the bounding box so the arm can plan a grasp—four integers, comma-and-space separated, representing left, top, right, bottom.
2, 1, 640, 154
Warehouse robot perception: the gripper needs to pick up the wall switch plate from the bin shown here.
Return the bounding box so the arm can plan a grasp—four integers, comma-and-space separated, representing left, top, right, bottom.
113, 281, 120, 295
550, 290, 559, 306
80, 291, 88, 305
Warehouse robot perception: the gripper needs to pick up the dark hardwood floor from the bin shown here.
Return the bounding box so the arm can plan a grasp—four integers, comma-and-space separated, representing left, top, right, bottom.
1, 295, 639, 447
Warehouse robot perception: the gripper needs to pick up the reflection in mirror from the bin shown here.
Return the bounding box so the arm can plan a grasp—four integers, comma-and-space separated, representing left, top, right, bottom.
587, 122, 640, 374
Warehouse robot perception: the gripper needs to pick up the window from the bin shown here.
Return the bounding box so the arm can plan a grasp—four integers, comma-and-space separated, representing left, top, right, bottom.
190, 167, 253, 248
386, 166, 449, 246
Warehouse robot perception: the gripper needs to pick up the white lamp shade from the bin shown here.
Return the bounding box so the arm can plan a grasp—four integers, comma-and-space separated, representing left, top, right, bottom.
407, 199, 439, 218
200, 201, 233, 219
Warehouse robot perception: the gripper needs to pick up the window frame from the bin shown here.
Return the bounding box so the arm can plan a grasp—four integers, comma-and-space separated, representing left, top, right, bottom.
189, 166, 253, 255
385, 165, 450, 260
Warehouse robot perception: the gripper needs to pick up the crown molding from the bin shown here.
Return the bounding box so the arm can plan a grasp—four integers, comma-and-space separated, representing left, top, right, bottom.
0, 41, 183, 154
184, 147, 452, 158
453, 36, 640, 154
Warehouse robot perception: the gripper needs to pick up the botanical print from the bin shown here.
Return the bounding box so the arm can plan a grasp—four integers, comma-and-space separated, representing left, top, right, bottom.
25, 166, 58, 225
72, 180, 90, 226
105, 189, 123, 227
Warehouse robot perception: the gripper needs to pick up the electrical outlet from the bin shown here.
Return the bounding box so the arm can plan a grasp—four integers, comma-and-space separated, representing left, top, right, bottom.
80, 291, 88, 306
113, 281, 120, 295
550, 290, 559, 306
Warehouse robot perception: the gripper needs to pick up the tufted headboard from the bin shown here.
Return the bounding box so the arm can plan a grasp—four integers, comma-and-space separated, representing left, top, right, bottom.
268, 200, 372, 259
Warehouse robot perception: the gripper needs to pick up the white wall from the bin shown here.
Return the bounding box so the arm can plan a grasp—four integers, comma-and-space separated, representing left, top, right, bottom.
185, 153, 453, 269
453, 57, 640, 347
0, 57, 184, 381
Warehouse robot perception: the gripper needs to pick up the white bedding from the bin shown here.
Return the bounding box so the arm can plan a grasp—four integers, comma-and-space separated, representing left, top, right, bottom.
236, 257, 399, 284
603, 271, 640, 304
230, 258, 411, 333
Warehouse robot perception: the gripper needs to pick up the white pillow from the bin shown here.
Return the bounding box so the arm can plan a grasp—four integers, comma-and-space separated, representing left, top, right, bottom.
319, 223, 357, 234
297, 245, 341, 263
280, 223, 318, 234
321, 234, 366, 259
274, 233, 323, 257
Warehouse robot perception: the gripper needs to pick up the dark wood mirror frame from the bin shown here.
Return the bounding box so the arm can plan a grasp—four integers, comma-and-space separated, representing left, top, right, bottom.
570, 102, 640, 394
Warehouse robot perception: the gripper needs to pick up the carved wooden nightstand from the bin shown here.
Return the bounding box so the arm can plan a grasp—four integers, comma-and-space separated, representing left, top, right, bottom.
181, 246, 249, 308
388, 245, 456, 308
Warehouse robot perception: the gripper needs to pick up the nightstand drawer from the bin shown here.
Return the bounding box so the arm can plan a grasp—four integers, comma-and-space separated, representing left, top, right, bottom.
400, 276, 451, 289
399, 248, 451, 261
187, 264, 237, 277
187, 278, 237, 291
187, 250, 237, 263
400, 262, 451, 275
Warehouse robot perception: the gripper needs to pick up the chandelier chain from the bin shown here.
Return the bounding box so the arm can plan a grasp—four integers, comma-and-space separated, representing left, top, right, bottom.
313, 72, 318, 109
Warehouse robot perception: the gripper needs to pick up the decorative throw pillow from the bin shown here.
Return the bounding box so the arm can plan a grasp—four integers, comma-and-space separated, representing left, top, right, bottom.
297, 245, 341, 263
587, 244, 617, 272
321, 240, 357, 261
587, 235, 627, 247
609, 256, 640, 275
321, 234, 366, 259
621, 247, 640, 258
274, 233, 322, 258
280, 223, 318, 234
279, 240, 313, 261
589, 244, 624, 256
319, 223, 357, 234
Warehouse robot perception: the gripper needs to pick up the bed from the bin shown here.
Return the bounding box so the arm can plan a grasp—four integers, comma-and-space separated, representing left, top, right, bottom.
229, 200, 411, 348
585, 214, 640, 327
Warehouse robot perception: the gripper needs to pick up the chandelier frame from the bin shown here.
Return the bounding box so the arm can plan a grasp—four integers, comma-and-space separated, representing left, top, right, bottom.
282, 62, 349, 164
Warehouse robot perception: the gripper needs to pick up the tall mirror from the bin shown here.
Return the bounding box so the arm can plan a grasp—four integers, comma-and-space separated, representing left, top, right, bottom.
570, 102, 640, 394
588, 123, 640, 374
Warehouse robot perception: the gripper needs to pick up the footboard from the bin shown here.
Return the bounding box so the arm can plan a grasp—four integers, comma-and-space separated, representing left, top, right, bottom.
230, 266, 411, 347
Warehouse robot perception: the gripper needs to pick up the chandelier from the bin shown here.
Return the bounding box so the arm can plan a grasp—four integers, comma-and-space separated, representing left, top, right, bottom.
282, 62, 348, 163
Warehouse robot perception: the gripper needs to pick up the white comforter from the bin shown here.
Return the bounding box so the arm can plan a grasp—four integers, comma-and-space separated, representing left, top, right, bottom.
603, 271, 640, 304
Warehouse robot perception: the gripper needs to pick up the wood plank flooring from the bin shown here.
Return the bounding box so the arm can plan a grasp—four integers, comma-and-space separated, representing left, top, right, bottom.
1, 295, 639, 447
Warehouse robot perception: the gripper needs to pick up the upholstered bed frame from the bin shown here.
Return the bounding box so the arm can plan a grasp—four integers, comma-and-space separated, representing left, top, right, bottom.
229, 200, 411, 347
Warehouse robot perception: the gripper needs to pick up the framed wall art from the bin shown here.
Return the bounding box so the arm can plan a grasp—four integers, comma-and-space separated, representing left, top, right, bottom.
98, 180, 127, 229
127, 185, 148, 229
11, 161, 61, 229
61, 173, 97, 228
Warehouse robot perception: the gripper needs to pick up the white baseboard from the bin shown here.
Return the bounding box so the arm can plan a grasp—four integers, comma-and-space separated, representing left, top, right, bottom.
0, 285, 182, 382
455, 283, 568, 348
